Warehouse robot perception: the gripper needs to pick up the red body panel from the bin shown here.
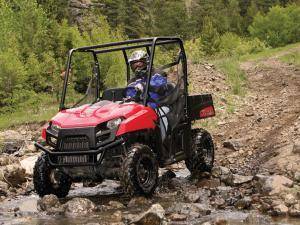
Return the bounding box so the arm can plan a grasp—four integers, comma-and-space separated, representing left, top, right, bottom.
50, 101, 158, 135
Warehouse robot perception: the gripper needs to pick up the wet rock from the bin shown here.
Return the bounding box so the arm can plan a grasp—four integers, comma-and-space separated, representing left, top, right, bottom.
20, 143, 36, 154
0, 164, 26, 187
131, 204, 166, 225
294, 171, 300, 182
211, 166, 231, 178
292, 140, 300, 154
232, 175, 253, 185
38, 194, 63, 214
234, 196, 252, 209
216, 186, 233, 199
0, 181, 8, 196
168, 213, 187, 221
167, 203, 211, 218
215, 219, 229, 225
20, 155, 38, 176
271, 204, 288, 216
212, 196, 226, 209
64, 198, 97, 216
255, 174, 293, 195
128, 196, 151, 207
108, 200, 125, 209
184, 189, 210, 203
284, 193, 297, 206
2, 139, 25, 154
289, 203, 300, 217
111, 210, 123, 222
197, 178, 221, 189
223, 139, 243, 151
0, 154, 17, 166
243, 212, 272, 225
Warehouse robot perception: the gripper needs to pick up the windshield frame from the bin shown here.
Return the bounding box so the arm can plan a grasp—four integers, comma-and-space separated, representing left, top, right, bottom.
59, 37, 187, 111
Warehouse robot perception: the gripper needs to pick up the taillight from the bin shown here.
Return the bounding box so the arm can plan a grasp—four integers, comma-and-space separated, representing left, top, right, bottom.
199, 105, 215, 118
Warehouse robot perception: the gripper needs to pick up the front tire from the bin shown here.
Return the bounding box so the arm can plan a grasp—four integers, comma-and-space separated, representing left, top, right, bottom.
185, 128, 214, 174
120, 144, 158, 196
33, 153, 71, 198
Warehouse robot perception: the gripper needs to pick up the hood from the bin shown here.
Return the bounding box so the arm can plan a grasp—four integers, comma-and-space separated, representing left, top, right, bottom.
51, 100, 150, 128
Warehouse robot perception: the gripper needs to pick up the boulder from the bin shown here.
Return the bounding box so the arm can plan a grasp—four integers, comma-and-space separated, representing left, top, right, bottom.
232, 175, 253, 185
168, 213, 187, 221
223, 139, 243, 151
0, 155, 17, 166
184, 189, 210, 203
20, 155, 38, 175
211, 166, 231, 178
272, 204, 288, 216
292, 140, 300, 154
289, 203, 300, 217
234, 196, 252, 210
131, 204, 166, 225
111, 210, 123, 223
284, 193, 297, 207
0, 164, 26, 187
108, 201, 125, 209
166, 203, 211, 219
254, 174, 293, 195
0, 181, 8, 196
224, 174, 253, 186
2, 139, 25, 154
294, 171, 300, 182
243, 212, 272, 225
37, 194, 64, 214
128, 196, 151, 207
64, 198, 97, 216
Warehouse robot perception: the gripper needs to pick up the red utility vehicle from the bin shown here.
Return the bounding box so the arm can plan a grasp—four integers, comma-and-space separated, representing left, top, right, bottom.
33, 37, 215, 197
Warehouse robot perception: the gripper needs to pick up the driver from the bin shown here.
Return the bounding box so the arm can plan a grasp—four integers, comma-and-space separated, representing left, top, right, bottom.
126, 50, 167, 108
125, 50, 170, 141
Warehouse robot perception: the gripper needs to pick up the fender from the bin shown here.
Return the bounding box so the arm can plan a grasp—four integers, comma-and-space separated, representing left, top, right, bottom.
116, 107, 158, 136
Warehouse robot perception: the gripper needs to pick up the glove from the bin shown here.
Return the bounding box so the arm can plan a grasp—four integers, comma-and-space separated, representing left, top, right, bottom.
135, 83, 144, 93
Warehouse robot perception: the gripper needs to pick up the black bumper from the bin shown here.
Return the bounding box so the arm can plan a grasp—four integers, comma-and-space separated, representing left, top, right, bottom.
35, 139, 125, 167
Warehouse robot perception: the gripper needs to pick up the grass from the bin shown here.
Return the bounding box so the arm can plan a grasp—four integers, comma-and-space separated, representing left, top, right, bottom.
279, 51, 300, 66
0, 97, 58, 130
213, 57, 247, 96
240, 42, 300, 62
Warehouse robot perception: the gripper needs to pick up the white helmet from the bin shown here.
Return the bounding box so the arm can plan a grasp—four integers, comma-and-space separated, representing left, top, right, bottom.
128, 50, 149, 64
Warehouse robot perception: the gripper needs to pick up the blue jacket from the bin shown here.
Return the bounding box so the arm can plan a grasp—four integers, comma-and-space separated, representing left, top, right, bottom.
125, 73, 168, 108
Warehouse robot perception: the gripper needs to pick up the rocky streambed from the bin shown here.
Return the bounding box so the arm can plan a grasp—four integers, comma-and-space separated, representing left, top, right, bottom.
1, 149, 300, 225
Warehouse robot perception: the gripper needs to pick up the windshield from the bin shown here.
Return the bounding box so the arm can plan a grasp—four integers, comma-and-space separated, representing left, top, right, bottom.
64, 53, 98, 109
63, 51, 126, 109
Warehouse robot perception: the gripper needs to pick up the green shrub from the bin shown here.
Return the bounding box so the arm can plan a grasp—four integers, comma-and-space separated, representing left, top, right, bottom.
185, 38, 204, 63
249, 4, 300, 47
218, 32, 267, 57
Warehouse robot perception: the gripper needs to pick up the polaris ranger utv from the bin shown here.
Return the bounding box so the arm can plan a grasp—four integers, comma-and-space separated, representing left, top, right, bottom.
33, 37, 215, 197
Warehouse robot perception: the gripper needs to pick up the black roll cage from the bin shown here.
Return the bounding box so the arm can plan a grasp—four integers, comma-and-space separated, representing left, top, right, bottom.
60, 37, 188, 111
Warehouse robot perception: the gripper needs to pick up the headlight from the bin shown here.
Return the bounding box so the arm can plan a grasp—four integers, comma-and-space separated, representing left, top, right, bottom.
106, 118, 123, 130
51, 124, 61, 132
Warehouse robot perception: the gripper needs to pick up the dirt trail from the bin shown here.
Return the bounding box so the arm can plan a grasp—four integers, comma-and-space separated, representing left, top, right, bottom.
213, 49, 300, 176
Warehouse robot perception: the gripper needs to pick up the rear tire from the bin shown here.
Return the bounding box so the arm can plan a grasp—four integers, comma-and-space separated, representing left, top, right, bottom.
185, 128, 214, 174
120, 144, 158, 196
33, 153, 72, 198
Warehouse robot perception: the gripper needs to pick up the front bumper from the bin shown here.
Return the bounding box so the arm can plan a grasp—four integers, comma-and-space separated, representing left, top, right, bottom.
35, 138, 125, 167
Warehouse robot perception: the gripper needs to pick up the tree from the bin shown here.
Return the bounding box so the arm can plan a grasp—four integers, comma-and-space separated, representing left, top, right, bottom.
201, 17, 220, 55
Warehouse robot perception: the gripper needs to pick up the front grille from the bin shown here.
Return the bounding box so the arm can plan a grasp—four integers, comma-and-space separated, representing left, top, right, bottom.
60, 136, 89, 151
58, 155, 89, 164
